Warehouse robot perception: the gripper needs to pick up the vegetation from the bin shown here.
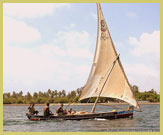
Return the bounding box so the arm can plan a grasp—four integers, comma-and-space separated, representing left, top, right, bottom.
3, 85, 160, 104
132, 85, 160, 102
3, 88, 83, 104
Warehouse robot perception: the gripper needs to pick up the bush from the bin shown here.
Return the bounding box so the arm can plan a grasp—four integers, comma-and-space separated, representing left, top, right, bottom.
3, 98, 11, 104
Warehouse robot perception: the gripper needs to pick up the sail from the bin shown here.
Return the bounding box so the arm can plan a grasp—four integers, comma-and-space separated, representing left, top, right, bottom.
79, 4, 140, 110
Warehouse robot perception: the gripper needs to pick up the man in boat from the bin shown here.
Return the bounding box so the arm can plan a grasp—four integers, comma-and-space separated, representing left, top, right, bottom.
56, 103, 67, 115
67, 108, 76, 114
43, 103, 53, 117
28, 103, 39, 115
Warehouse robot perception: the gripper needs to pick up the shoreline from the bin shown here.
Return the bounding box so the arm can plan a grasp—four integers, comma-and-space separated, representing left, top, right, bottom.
3, 102, 160, 106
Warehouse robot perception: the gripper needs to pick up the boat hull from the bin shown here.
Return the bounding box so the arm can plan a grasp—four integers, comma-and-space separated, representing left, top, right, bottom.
26, 111, 133, 121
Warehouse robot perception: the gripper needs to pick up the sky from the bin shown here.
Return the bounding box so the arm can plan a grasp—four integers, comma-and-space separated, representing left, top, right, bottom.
3, 3, 160, 94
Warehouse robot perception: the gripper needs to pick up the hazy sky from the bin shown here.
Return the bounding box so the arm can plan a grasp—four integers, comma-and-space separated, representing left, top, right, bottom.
3, 3, 160, 94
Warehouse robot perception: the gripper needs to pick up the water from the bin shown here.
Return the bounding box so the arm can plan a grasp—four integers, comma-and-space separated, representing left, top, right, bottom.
3, 104, 160, 132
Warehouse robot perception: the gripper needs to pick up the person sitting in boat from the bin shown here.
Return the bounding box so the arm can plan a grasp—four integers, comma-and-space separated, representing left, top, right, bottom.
68, 108, 72, 114
56, 103, 64, 115
56, 103, 67, 115
28, 103, 39, 115
43, 103, 53, 117
67, 108, 76, 114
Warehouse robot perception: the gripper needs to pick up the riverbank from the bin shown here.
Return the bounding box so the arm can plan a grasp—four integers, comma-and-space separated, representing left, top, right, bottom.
3, 102, 160, 106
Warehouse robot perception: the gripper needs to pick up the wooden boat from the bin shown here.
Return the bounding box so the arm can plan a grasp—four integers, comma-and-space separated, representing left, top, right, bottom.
26, 3, 141, 121
26, 110, 134, 121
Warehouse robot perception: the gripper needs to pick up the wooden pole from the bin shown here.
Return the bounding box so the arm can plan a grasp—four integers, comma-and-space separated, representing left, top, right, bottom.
91, 54, 120, 113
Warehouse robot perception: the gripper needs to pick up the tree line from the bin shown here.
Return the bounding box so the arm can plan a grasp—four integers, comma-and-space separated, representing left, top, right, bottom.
132, 85, 160, 102
3, 85, 160, 104
3, 88, 83, 104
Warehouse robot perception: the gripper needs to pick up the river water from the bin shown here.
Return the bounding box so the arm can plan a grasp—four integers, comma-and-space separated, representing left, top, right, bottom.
3, 104, 160, 132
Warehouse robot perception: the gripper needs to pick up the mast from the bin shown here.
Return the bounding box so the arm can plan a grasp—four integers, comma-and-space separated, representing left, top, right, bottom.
91, 55, 120, 113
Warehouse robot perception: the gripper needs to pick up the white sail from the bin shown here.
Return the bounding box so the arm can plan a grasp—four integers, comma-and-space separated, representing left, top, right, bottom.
79, 4, 140, 110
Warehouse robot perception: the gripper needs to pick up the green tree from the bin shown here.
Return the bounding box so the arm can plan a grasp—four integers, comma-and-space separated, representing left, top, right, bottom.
47, 89, 52, 97
132, 85, 139, 94
25, 92, 32, 101
3, 98, 11, 104
33, 92, 38, 99
52, 90, 58, 98
61, 90, 66, 97
38, 91, 44, 97
12, 91, 17, 99
149, 89, 155, 93
18, 91, 23, 97
16, 97, 23, 104
4, 93, 11, 98
58, 91, 62, 98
